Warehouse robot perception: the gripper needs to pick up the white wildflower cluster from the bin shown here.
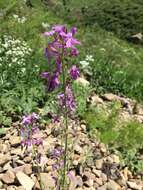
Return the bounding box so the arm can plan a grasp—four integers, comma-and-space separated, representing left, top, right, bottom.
79, 55, 94, 75
41, 22, 50, 29
13, 14, 27, 24
0, 35, 32, 74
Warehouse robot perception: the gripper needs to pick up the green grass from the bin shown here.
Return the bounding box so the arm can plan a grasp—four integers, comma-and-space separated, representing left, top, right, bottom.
76, 26, 143, 102
1, 0, 143, 111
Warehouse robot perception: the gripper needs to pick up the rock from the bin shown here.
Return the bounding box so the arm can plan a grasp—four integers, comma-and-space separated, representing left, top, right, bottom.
30, 174, 40, 189
44, 165, 52, 172
16, 186, 25, 190
137, 106, 143, 115
122, 167, 130, 181
84, 179, 94, 187
129, 33, 143, 44
97, 184, 108, 190
10, 137, 21, 147
75, 77, 90, 86
23, 156, 32, 163
80, 124, 87, 132
11, 148, 21, 156
111, 155, 120, 164
102, 93, 118, 101
73, 160, 79, 166
15, 160, 25, 166
16, 172, 34, 190
83, 171, 95, 181
3, 162, 12, 171
0, 180, 3, 188
76, 176, 83, 187
0, 154, 11, 166
1, 170, 15, 184
127, 181, 142, 190
90, 95, 104, 105
40, 173, 55, 190
74, 145, 82, 154
135, 115, 143, 123
101, 173, 108, 182
45, 128, 51, 136
92, 169, 101, 177
95, 177, 103, 186
0, 144, 9, 154
7, 186, 16, 190
83, 172, 95, 187
12, 164, 32, 175
107, 180, 121, 190
23, 164, 32, 175
100, 143, 107, 154
95, 159, 103, 169
68, 171, 77, 190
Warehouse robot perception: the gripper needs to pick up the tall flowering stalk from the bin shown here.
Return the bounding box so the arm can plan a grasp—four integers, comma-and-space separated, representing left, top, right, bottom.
42, 25, 80, 189
21, 113, 44, 189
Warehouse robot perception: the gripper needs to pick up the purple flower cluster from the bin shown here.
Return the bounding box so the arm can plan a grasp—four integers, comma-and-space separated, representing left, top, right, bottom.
41, 25, 80, 92
58, 85, 76, 114
22, 112, 38, 125
69, 65, 80, 80
50, 147, 64, 189
21, 113, 43, 147
41, 25, 81, 188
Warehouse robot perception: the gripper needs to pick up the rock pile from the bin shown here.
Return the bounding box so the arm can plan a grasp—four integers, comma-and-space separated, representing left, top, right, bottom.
88, 92, 143, 124
0, 93, 143, 190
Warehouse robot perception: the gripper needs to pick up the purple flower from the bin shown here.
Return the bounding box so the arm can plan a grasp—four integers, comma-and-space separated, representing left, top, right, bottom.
47, 73, 60, 91
52, 25, 66, 33
58, 85, 76, 114
22, 113, 39, 125
22, 115, 32, 125
71, 27, 77, 35
32, 138, 43, 146
43, 25, 66, 37
51, 147, 64, 159
21, 113, 42, 147
31, 112, 39, 120
65, 32, 81, 48
69, 65, 80, 80
44, 30, 55, 36
70, 48, 79, 56
44, 25, 80, 50
40, 72, 50, 79
56, 57, 62, 73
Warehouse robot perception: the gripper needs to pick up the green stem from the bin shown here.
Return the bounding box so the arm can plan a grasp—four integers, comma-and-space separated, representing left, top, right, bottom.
61, 48, 68, 190
32, 146, 44, 190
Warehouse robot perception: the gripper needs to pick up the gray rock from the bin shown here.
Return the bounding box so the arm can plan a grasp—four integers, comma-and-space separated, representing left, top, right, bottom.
40, 173, 55, 190
10, 137, 21, 147
96, 159, 103, 169
1, 170, 15, 184
16, 172, 34, 190
0, 154, 11, 167
127, 181, 142, 190
107, 179, 121, 190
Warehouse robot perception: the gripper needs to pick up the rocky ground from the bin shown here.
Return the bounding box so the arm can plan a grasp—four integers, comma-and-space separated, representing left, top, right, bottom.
0, 91, 143, 190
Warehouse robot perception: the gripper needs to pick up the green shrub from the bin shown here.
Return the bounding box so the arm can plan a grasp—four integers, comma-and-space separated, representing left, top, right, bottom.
84, 103, 143, 173
60, 0, 143, 40
73, 82, 91, 118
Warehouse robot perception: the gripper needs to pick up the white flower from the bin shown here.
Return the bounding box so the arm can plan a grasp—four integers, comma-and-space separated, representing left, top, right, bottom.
21, 68, 26, 73
86, 55, 94, 62
13, 14, 19, 19
80, 60, 89, 68
42, 22, 50, 29
100, 48, 106, 52
20, 17, 27, 23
